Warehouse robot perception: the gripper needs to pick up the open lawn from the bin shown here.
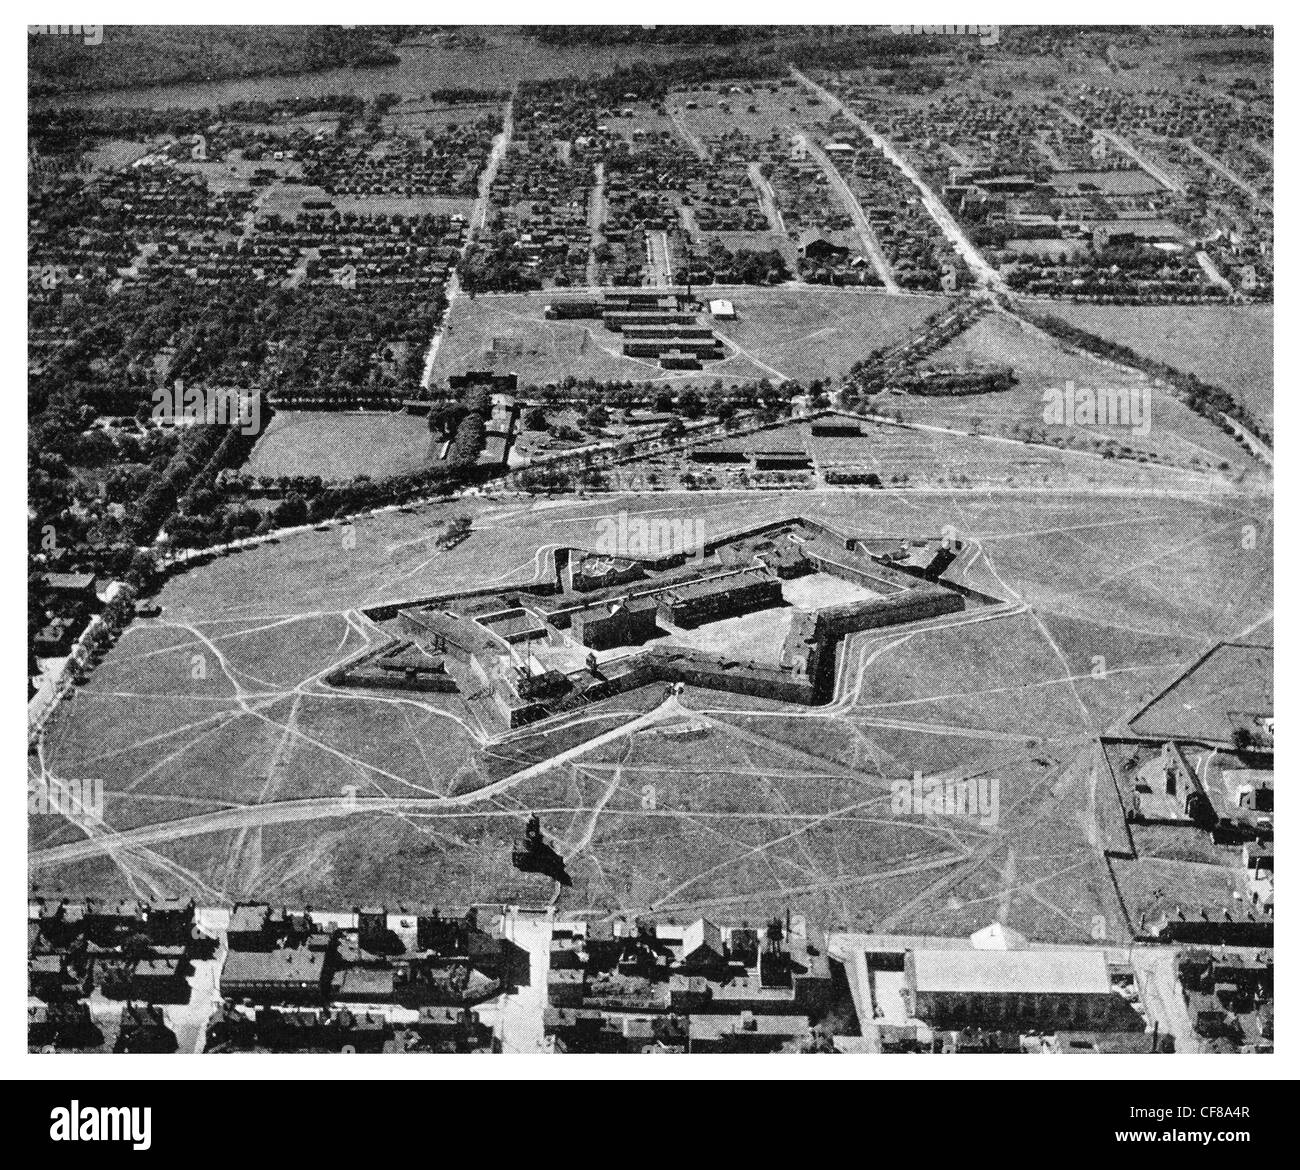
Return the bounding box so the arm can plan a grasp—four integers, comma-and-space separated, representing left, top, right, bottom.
242, 410, 436, 481
672, 81, 836, 142
30, 487, 1270, 942
671, 413, 1254, 493
706, 287, 942, 382
1128, 642, 1273, 743
1048, 303, 1274, 428
900, 312, 1256, 476
433, 287, 943, 388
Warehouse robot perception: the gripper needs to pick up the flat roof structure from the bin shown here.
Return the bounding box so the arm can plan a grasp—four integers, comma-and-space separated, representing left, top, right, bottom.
907, 949, 1111, 996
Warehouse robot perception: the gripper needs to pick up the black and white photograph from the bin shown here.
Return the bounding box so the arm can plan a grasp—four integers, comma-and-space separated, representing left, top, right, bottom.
13, 8, 1286, 1132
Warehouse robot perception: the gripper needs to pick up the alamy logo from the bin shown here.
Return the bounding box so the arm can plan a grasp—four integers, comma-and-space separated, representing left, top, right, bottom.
1041, 381, 1151, 438
29, 25, 103, 46
151, 380, 261, 435
50, 1102, 151, 1150
890, 25, 1000, 46
594, 512, 705, 560
891, 771, 1000, 828
29, 777, 104, 822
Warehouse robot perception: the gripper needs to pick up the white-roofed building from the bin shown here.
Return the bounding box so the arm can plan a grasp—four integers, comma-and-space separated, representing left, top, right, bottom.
680, 918, 725, 972
905, 948, 1115, 1031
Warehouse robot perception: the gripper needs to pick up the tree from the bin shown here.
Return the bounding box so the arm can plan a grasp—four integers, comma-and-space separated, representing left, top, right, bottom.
1232, 726, 1260, 755
272, 493, 309, 529
678, 389, 704, 420
524, 406, 549, 431
450, 411, 487, 468
429, 403, 467, 437
582, 404, 610, 430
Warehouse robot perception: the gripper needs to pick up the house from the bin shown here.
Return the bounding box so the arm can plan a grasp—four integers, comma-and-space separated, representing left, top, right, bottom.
414, 1006, 491, 1051
226, 902, 272, 951
688, 1011, 812, 1053
41, 572, 100, 605
221, 946, 326, 1005
130, 956, 192, 1004
28, 954, 68, 1001
329, 967, 396, 1004
142, 896, 195, 945
655, 569, 782, 628
679, 918, 725, 972
548, 968, 585, 1007
115, 1003, 178, 1053
798, 231, 850, 261
34, 616, 79, 656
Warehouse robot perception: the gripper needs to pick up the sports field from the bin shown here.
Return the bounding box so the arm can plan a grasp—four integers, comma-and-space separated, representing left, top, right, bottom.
242, 411, 437, 481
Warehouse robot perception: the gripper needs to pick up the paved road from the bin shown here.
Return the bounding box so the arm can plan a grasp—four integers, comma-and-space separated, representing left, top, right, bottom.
1181, 137, 1272, 211
646, 230, 673, 286
586, 161, 605, 287
669, 106, 709, 161
480, 908, 552, 1053
1131, 947, 1200, 1052
801, 136, 899, 293
747, 161, 786, 236
1094, 129, 1185, 195
1195, 250, 1234, 294
421, 92, 515, 389
790, 67, 1006, 296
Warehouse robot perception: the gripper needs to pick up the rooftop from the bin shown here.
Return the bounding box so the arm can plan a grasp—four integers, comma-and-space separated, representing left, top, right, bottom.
222, 947, 324, 986
908, 949, 1112, 996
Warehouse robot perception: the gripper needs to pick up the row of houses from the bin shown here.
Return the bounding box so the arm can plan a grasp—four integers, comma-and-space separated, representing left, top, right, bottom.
219, 903, 530, 1010
545, 913, 832, 1053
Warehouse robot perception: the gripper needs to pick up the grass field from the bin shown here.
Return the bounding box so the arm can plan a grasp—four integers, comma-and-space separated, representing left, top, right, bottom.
666, 412, 1255, 494
29, 487, 1271, 945
1047, 303, 1274, 428
672, 82, 836, 143
1128, 642, 1272, 743
892, 311, 1257, 477
434, 287, 944, 388
242, 411, 436, 481
707, 288, 943, 382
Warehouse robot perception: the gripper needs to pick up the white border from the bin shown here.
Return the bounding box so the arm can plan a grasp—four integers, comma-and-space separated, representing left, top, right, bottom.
7, 0, 1290, 1082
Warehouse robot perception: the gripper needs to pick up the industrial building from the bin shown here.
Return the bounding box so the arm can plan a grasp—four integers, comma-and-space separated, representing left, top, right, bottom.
623, 336, 724, 359
904, 948, 1116, 1031
620, 323, 716, 340
603, 311, 700, 331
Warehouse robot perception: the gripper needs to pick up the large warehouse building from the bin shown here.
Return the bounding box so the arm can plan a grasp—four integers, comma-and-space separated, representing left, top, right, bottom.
904, 948, 1116, 1031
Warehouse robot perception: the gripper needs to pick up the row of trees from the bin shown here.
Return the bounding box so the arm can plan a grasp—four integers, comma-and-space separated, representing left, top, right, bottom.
1024, 310, 1272, 447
